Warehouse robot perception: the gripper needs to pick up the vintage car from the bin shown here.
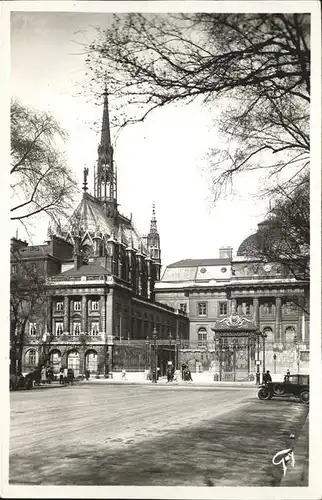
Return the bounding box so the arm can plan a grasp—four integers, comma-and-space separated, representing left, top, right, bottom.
10, 373, 33, 391
257, 374, 309, 403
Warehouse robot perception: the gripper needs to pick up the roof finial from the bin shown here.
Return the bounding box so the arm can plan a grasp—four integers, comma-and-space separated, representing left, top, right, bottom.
83, 167, 89, 192
149, 202, 158, 233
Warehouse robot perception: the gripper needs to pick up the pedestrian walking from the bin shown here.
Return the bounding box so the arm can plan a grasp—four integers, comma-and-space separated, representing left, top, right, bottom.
85, 369, 90, 380
285, 369, 290, 382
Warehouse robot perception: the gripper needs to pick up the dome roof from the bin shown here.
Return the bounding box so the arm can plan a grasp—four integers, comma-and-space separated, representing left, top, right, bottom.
236, 233, 258, 256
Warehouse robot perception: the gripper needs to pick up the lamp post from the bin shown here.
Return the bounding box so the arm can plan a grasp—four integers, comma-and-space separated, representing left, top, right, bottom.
256, 333, 261, 385
145, 335, 150, 370
273, 353, 277, 374
152, 329, 158, 383
262, 332, 267, 376
175, 333, 178, 371
168, 332, 172, 365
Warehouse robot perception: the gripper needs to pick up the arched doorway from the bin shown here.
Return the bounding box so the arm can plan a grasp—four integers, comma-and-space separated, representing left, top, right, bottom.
85, 349, 98, 375
67, 350, 80, 377
50, 349, 61, 376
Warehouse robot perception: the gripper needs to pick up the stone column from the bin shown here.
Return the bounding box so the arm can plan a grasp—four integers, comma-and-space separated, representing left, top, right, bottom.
81, 296, 87, 333
63, 296, 69, 333
100, 294, 106, 334
275, 297, 282, 342
106, 289, 114, 338
253, 298, 259, 327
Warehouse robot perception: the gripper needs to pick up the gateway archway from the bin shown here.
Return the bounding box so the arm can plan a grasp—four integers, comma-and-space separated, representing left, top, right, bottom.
212, 310, 259, 381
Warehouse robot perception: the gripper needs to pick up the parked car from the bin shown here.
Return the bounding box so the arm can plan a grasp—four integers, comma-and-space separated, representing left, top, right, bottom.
10, 373, 33, 391
257, 374, 309, 403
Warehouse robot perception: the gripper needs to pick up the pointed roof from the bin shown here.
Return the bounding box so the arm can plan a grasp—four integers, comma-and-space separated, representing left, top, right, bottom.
61, 193, 147, 252
98, 87, 112, 156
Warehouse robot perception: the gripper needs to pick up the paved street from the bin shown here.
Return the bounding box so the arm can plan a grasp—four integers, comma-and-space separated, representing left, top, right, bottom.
10, 384, 308, 486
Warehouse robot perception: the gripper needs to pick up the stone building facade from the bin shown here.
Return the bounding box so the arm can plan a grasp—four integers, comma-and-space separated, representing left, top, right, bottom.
10, 90, 188, 377
155, 245, 309, 381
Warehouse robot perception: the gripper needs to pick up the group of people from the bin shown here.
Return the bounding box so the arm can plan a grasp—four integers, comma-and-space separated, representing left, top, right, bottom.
262, 369, 291, 384
59, 367, 75, 385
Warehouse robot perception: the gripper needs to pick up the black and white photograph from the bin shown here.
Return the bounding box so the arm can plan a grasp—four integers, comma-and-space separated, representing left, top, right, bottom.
1, 1, 321, 498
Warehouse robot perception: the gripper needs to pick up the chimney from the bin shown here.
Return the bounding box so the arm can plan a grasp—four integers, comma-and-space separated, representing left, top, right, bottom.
219, 246, 233, 259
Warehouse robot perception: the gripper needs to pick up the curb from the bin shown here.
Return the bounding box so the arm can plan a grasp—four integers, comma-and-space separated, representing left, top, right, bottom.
80, 379, 257, 389
280, 412, 309, 486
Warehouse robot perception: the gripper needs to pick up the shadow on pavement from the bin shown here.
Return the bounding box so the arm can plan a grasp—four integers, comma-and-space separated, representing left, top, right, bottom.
10, 399, 308, 487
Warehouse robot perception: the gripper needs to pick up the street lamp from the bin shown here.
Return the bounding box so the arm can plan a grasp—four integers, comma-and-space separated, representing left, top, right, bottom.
168, 332, 172, 365
152, 328, 158, 383
145, 335, 150, 370
262, 332, 267, 375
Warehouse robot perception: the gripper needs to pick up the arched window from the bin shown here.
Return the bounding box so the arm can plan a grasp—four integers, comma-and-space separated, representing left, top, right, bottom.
285, 326, 296, 346
262, 327, 273, 345
197, 327, 207, 347
67, 350, 80, 377
26, 349, 37, 366
85, 350, 98, 374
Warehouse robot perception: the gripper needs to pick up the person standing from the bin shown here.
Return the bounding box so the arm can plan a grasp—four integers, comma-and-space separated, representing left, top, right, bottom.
59, 367, 64, 385
263, 370, 272, 383
63, 367, 68, 385
41, 366, 47, 384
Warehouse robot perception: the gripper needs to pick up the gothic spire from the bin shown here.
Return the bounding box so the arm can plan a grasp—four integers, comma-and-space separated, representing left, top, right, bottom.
94, 84, 117, 214
99, 85, 112, 153
149, 203, 158, 234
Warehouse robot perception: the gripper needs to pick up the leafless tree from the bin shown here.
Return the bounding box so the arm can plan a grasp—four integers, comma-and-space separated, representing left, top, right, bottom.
86, 13, 310, 199
11, 100, 77, 224
10, 252, 47, 374
245, 172, 309, 313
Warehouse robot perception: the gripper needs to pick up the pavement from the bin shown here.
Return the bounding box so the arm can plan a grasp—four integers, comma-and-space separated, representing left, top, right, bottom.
9, 383, 309, 487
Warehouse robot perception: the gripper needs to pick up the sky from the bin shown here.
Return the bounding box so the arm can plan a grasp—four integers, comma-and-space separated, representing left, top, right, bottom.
10, 11, 270, 269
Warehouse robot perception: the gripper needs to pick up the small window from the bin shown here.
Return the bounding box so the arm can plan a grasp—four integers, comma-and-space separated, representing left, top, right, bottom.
219, 302, 227, 316
197, 327, 207, 347
56, 301, 63, 312
11, 264, 17, 274
74, 301, 81, 311
198, 302, 207, 316
73, 322, 81, 335
55, 322, 63, 336
179, 303, 187, 313
29, 323, 36, 336
91, 322, 99, 336
288, 376, 298, 385
91, 300, 99, 311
